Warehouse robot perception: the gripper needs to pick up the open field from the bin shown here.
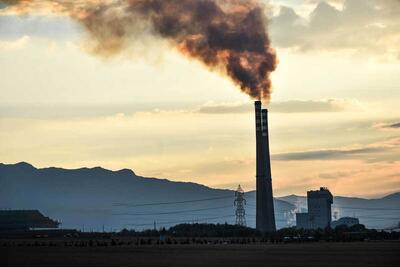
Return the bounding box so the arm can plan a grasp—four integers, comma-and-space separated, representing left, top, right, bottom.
2, 240, 399, 267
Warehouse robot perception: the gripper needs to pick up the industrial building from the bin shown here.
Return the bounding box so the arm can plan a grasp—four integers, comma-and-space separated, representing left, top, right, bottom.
254, 101, 276, 233
331, 217, 360, 228
296, 187, 333, 229
0, 210, 60, 230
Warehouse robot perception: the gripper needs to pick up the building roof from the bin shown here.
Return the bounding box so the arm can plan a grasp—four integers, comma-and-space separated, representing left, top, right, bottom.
307, 187, 333, 202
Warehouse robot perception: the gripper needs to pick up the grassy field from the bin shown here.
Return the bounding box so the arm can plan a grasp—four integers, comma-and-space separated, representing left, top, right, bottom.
2, 241, 399, 267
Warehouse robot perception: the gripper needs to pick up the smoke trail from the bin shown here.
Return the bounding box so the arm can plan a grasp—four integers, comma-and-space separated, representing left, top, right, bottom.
284, 199, 305, 226
1, 0, 277, 100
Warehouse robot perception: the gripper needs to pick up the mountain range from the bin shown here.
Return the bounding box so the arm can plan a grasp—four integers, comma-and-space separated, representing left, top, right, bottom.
1, 162, 398, 231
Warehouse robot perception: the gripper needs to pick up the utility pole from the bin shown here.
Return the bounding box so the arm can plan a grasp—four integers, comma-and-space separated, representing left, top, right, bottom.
234, 184, 247, 226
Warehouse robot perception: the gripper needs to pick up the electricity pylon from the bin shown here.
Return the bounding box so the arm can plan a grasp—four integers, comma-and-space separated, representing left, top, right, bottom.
234, 184, 247, 226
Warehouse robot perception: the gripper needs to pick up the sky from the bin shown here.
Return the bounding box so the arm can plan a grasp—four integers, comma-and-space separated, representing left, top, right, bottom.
0, 0, 399, 197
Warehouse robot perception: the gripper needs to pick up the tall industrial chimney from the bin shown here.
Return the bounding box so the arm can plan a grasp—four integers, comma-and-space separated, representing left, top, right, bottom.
255, 101, 276, 233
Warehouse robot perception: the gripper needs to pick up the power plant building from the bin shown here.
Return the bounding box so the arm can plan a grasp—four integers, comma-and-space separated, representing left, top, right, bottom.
296, 187, 333, 229
254, 101, 276, 233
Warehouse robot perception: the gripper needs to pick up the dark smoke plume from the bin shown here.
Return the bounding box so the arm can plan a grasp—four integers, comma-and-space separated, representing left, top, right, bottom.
1, 0, 277, 100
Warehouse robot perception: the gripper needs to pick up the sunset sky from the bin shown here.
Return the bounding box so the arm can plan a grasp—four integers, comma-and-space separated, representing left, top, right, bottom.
0, 0, 399, 197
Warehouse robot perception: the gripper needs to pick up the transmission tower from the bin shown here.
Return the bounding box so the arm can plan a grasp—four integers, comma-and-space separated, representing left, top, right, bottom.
234, 184, 247, 226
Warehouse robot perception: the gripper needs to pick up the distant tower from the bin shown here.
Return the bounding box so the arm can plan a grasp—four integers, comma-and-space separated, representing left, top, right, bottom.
307, 187, 333, 229
255, 101, 276, 233
234, 184, 247, 226
296, 187, 333, 229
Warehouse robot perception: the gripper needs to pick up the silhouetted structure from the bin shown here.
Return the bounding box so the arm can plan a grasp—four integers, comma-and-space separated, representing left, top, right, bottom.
0, 210, 59, 230
296, 187, 333, 229
331, 217, 359, 228
234, 185, 246, 226
255, 101, 276, 233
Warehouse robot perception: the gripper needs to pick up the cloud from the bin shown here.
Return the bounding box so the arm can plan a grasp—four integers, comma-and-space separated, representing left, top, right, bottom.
0, 1, 17, 9
272, 147, 385, 161
374, 121, 400, 131
318, 170, 358, 180
271, 99, 364, 113
198, 99, 364, 114
0, 15, 80, 40
0, 34, 29, 49
197, 102, 253, 114
1, 99, 365, 119
272, 137, 400, 161
270, 0, 400, 60
2, 0, 398, 61
0, 102, 196, 119
384, 122, 400, 129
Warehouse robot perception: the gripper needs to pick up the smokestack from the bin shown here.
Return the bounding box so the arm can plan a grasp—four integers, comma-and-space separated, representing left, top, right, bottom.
255, 102, 276, 233
255, 101, 263, 178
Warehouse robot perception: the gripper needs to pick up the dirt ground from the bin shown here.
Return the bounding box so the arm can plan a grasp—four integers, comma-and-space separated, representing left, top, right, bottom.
2, 241, 399, 267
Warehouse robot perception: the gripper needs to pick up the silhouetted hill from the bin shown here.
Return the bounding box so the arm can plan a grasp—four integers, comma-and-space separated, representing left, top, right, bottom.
278, 192, 400, 229
0, 162, 295, 231
381, 192, 400, 201
2, 162, 398, 230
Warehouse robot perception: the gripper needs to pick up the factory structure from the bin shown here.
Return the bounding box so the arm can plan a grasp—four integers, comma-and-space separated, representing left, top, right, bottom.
252, 102, 355, 232
254, 101, 276, 233
296, 187, 333, 229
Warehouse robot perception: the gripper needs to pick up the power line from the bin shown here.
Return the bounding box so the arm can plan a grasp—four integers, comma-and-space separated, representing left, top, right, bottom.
231, 203, 400, 212
118, 212, 290, 223
126, 215, 236, 227
113, 205, 233, 216
334, 206, 400, 211
114, 195, 232, 207
122, 214, 397, 228
358, 216, 400, 221
114, 195, 400, 212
